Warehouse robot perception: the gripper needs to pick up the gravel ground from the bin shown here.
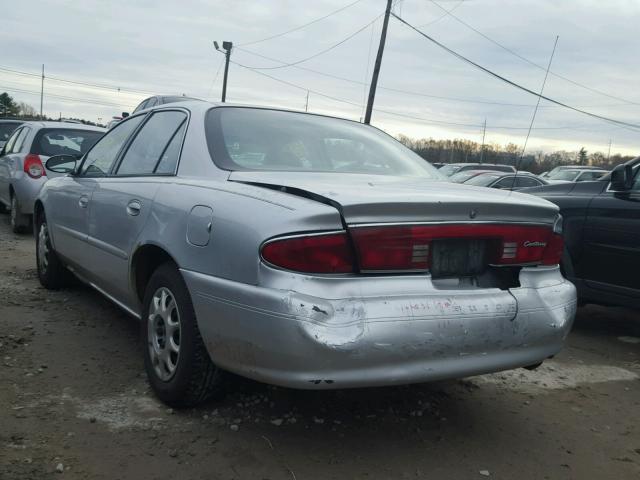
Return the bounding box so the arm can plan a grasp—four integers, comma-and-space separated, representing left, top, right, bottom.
1, 217, 639, 480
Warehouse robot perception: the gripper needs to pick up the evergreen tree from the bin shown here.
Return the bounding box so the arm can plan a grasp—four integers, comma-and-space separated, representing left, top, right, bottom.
0, 92, 20, 117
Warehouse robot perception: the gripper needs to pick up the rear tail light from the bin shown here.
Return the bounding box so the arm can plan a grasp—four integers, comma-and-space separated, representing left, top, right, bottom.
261, 218, 565, 275
24, 154, 46, 179
351, 221, 565, 272
261, 232, 355, 273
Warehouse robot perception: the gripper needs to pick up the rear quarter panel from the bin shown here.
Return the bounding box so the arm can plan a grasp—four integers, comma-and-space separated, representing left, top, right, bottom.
134, 179, 345, 285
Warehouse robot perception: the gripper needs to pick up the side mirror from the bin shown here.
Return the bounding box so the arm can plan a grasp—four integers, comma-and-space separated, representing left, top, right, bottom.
45, 154, 79, 174
122, 112, 130, 118
610, 164, 633, 191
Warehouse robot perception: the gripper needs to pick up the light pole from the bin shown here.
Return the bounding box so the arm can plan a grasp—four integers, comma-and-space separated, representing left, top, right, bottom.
214, 41, 233, 102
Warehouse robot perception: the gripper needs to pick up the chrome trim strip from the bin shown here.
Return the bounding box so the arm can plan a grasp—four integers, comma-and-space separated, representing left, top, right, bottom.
260, 230, 347, 251
349, 220, 554, 228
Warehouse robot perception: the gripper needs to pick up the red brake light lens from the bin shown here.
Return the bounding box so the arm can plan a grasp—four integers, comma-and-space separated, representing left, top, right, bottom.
24, 154, 46, 179
261, 232, 355, 274
351, 223, 564, 272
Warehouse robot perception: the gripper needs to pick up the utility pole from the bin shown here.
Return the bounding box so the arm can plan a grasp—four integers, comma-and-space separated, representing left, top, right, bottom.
40, 64, 44, 118
480, 118, 487, 164
214, 41, 233, 103
606, 139, 612, 162
364, 0, 393, 124
305, 90, 309, 112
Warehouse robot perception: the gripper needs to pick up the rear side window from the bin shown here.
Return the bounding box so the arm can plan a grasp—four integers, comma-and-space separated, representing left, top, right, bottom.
3, 127, 22, 154
515, 176, 540, 187
116, 111, 187, 176
13, 127, 31, 153
494, 177, 516, 189
32, 128, 103, 157
80, 116, 144, 177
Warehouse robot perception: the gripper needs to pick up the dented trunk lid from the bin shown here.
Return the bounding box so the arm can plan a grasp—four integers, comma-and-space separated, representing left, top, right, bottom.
228, 171, 558, 226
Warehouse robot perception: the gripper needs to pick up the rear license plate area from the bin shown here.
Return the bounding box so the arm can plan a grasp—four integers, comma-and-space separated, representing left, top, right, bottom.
430, 239, 488, 278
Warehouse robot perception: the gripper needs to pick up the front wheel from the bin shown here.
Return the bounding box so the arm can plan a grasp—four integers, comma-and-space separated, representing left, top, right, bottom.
142, 263, 224, 407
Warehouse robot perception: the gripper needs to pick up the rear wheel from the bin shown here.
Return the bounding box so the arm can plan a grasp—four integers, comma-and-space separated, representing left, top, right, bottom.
36, 213, 73, 289
10, 195, 30, 234
142, 263, 224, 407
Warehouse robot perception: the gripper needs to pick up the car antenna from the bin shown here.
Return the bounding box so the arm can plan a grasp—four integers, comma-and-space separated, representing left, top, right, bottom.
512, 35, 559, 195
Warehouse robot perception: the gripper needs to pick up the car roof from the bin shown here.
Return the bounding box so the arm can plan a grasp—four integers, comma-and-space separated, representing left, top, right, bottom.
141, 100, 395, 129
16, 121, 106, 131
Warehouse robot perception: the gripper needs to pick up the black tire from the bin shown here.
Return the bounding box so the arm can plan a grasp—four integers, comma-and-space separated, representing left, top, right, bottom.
35, 213, 73, 289
142, 262, 224, 407
10, 195, 30, 234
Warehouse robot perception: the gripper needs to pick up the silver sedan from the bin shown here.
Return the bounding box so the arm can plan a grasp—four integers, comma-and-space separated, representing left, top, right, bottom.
0, 121, 104, 232
35, 102, 576, 407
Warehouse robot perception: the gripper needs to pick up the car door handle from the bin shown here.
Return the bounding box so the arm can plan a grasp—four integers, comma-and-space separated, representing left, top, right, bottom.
78, 195, 89, 208
126, 200, 142, 216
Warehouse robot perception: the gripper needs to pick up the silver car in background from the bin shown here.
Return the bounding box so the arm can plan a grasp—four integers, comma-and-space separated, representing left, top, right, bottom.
35, 102, 577, 407
0, 121, 104, 232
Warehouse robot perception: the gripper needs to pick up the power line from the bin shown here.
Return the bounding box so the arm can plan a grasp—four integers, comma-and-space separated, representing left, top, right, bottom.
238, 0, 367, 47
391, 13, 640, 132
234, 47, 633, 110
236, 14, 383, 70
519, 36, 559, 160
207, 55, 226, 99
426, 0, 640, 106
229, 60, 614, 132
417, 0, 465, 27
0, 84, 136, 109
0, 65, 155, 96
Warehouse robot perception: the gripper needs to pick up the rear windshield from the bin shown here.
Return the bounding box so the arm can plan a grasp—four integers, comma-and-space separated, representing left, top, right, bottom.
439, 165, 462, 176
465, 173, 502, 186
205, 107, 444, 179
0, 123, 20, 142
32, 128, 103, 157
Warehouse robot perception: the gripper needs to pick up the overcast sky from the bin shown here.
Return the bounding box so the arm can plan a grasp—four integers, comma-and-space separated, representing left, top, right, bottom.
2, 0, 639, 155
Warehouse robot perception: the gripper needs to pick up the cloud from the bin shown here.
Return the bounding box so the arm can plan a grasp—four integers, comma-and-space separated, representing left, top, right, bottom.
1, 0, 638, 154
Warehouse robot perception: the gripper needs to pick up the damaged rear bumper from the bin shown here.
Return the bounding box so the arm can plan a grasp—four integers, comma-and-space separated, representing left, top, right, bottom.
182, 266, 576, 389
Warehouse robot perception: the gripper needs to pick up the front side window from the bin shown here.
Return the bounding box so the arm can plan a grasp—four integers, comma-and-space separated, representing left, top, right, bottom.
205, 107, 444, 179
80, 116, 144, 177
117, 111, 187, 175
576, 171, 605, 182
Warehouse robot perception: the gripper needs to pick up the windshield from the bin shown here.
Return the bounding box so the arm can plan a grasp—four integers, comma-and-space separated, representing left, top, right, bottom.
206, 107, 444, 179
549, 170, 580, 181
465, 173, 501, 186
32, 128, 103, 157
0, 123, 20, 143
